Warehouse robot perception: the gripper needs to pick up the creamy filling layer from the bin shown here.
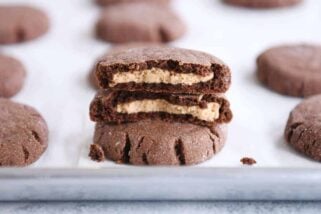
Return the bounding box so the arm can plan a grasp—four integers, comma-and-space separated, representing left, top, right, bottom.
116, 99, 220, 122
110, 68, 214, 87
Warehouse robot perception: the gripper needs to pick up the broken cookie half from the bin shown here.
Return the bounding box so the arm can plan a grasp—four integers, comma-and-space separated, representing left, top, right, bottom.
90, 90, 232, 128
95, 46, 231, 94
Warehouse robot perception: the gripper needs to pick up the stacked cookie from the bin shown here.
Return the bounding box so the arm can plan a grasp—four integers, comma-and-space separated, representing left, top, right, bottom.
89, 46, 232, 165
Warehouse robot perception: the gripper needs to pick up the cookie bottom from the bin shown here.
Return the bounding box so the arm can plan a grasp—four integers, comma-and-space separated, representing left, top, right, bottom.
89, 120, 227, 165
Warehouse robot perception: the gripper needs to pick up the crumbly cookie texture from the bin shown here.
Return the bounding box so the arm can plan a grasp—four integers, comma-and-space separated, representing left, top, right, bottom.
89, 90, 232, 127
96, 46, 231, 94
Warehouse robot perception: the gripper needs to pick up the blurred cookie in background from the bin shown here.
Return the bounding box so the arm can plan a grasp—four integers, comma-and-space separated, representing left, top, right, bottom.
0, 6, 49, 44
95, 3, 186, 44
223, 0, 303, 8
89, 42, 163, 89
95, 0, 170, 7
0, 54, 26, 98
257, 44, 321, 97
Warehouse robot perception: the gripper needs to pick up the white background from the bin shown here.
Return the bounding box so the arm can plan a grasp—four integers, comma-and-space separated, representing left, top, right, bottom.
1, 0, 321, 168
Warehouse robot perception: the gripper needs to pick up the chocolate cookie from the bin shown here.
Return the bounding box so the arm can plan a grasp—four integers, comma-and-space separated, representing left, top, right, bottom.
0, 54, 26, 98
90, 90, 232, 127
89, 43, 161, 89
89, 120, 227, 165
96, 3, 186, 43
96, 46, 231, 94
285, 95, 321, 162
0, 6, 49, 44
257, 44, 321, 97
95, 0, 170, 7
224, 0, 302, 8
0, 98, 48, 166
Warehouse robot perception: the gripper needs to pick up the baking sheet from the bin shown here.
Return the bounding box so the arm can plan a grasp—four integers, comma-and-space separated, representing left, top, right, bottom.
1, 0, 321, 168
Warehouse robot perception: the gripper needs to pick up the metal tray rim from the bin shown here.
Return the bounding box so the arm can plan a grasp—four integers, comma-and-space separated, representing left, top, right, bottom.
0, 167, 321, 201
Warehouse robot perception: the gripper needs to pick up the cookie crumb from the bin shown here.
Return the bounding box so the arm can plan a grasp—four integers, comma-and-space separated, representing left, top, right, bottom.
240, 157, 257, 165
89, 144, 105, 162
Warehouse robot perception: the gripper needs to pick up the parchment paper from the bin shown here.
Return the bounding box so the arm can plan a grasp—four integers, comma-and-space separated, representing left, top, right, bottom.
2, 0, 321, 168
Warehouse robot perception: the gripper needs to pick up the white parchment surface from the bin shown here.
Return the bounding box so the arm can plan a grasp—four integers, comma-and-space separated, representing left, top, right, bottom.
2, 0, 321, 168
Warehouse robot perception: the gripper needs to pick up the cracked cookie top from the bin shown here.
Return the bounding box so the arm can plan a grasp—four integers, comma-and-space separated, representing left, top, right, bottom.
285, 94, 321, 161
89, 119, 227, 165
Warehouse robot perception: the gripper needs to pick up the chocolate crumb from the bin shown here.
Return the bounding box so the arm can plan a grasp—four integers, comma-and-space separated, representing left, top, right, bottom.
89, 144, 105, 162
240, 157, 257, 165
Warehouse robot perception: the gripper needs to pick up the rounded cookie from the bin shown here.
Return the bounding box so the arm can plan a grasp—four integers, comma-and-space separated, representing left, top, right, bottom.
285, 95, 321, 161
224, 0, 302, 8
0, 6, 49, 44
257, 44, 321, 97
96, 0, 170, 7
0, 98, 48, 166
0, 54, 26, 98
89, 120, 227, 165
96, 3, 186, 43
89, 42, 162, 88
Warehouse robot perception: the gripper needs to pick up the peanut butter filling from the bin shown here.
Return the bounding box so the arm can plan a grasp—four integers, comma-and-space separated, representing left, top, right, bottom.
110, 68, 214, 86
116, 99, 220, 122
